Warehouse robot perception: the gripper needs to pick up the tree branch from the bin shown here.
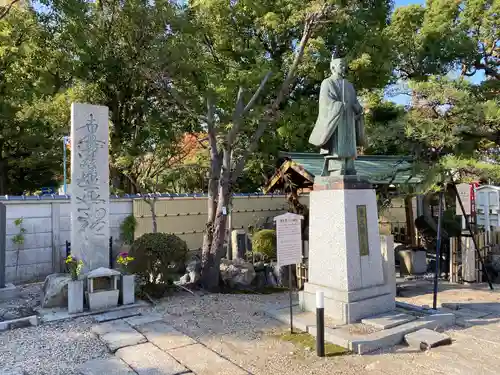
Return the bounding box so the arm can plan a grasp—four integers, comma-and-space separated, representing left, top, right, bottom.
0, 0, 20, 21
206, 95, 219, 161
243, 71, 272, 115
230, 7, 327, 183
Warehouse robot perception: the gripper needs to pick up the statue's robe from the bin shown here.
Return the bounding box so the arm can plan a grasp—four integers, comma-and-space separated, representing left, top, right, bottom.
309, 76, 364, 158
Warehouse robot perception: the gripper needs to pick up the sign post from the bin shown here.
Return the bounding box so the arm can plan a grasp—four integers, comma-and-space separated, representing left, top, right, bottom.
274, 212, 304, 334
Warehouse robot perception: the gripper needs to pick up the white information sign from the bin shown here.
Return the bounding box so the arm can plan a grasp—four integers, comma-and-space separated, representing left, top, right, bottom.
274, 213, 304, 267
456, 183, 471, 215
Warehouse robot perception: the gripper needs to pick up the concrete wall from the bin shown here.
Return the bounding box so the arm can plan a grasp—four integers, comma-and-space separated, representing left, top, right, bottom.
1, 193, 408, 284
2, 198, 132, 284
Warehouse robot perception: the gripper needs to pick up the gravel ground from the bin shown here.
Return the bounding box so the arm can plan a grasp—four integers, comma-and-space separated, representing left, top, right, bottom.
0, 283, 42, 322
0, 316, 109, 375
2, 288, 500, 375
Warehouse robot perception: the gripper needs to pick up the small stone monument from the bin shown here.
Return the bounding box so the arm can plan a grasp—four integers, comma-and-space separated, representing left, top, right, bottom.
300, 56, 395, 324
70, 103, 110, 273
86, 267, 120, 311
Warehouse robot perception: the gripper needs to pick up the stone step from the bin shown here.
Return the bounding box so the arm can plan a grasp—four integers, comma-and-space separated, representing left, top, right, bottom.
167, 343, 248, 375
404, 328, 451, 350
124, 313, 164, 328
361, 312, 417, 330
77, 357, 136, 375
116, 342, 191, 375
94, 309, 141, 323
92, 320, 147, 352
135, 321, 196, 351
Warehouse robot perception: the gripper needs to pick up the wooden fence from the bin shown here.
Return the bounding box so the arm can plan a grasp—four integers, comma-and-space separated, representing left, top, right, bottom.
134, 194, 302, 250
450, 231, 500, 283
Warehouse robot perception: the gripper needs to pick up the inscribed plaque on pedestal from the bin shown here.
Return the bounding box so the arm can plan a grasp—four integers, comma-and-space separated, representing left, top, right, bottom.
356, 205, 369, 256
70, 103, 110, 272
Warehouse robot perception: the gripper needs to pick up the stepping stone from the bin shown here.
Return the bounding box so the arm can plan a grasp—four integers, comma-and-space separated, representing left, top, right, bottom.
125, 313, 164, 327
116, 342, 191, 375
136, 321, 196, 351
405, 328, 452, 350
78, 357, 136, 375
362, 312, 417, 330
92, 320, 147, 352
168, 343, 248, 375
94, 308, 141, 323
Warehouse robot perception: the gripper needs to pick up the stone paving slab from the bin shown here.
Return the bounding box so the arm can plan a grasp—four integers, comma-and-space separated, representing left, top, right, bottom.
125, 313, 164, 327
0, 370, 24, 375
92, 320, 147, 352
77, 357, 136, 375
404, 328, 451, 350
135, 321, 196, 351
362, 312, 417, 330
116, 342, 191, 375
168, 343, 248, 375
94, 308, 141, 323
36, 300, 149, 323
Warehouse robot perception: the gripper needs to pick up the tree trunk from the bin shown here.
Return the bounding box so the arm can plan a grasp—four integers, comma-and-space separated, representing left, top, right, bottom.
145, 197, 157, 233
200, 150, 222, 290
404, 195, 416, 247
198, 6, 326, 290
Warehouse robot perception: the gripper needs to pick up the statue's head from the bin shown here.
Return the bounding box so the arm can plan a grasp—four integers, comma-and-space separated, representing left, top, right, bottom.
330, 57, 346, 77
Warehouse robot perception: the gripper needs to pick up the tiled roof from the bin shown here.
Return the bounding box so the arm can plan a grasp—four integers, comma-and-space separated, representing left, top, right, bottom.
264, 152, 422, 193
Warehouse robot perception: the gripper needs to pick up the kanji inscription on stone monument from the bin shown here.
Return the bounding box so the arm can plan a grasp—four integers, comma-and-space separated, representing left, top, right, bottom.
357, 205, 369, 256
71, 103, 110, 272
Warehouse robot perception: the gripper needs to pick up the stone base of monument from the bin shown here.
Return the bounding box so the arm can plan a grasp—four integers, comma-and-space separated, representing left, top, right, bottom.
264, 303, 456, 354
299, 283, 395, 323
301, 175, 396, 324
0, 283, 19, 302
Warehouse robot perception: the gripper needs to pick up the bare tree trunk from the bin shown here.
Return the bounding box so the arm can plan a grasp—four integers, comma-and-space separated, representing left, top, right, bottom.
200, 115, 222, 288
404, 195, 416, 247
144, 197, 158, 233
199, 5, 332, 290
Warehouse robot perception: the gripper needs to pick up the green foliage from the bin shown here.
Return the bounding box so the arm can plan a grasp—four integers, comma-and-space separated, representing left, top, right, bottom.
386, 0, 498, 81
0, 8, 68, 194
365, 75, 500, 192
251, 229, 276, 260
120, 215, 137, 245
129, 233, 189, 286
11, 218, 26, 246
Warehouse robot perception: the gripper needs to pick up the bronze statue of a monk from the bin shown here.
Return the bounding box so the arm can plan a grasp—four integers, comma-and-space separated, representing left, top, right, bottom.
308, 57, 365, 176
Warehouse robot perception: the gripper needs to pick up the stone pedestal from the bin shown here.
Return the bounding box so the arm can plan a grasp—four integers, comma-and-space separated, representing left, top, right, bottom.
120, 274, 135, 305
68, 280, 84, 314
299, 176, 395, 324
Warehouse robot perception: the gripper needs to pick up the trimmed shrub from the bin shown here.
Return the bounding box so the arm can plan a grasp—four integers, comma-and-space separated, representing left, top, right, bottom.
252, 229, 276, 260
129, 232, 189, 287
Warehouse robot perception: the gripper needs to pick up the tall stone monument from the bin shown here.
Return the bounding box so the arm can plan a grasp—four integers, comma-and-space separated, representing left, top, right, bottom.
70, 103, 110, 273
300, 57, 395, 324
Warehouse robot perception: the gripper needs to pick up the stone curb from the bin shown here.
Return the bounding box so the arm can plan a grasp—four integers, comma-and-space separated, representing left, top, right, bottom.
0, 315, 39, 331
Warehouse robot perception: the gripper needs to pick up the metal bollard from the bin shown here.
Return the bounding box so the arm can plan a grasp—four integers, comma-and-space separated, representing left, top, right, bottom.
316, 291, 325, 357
